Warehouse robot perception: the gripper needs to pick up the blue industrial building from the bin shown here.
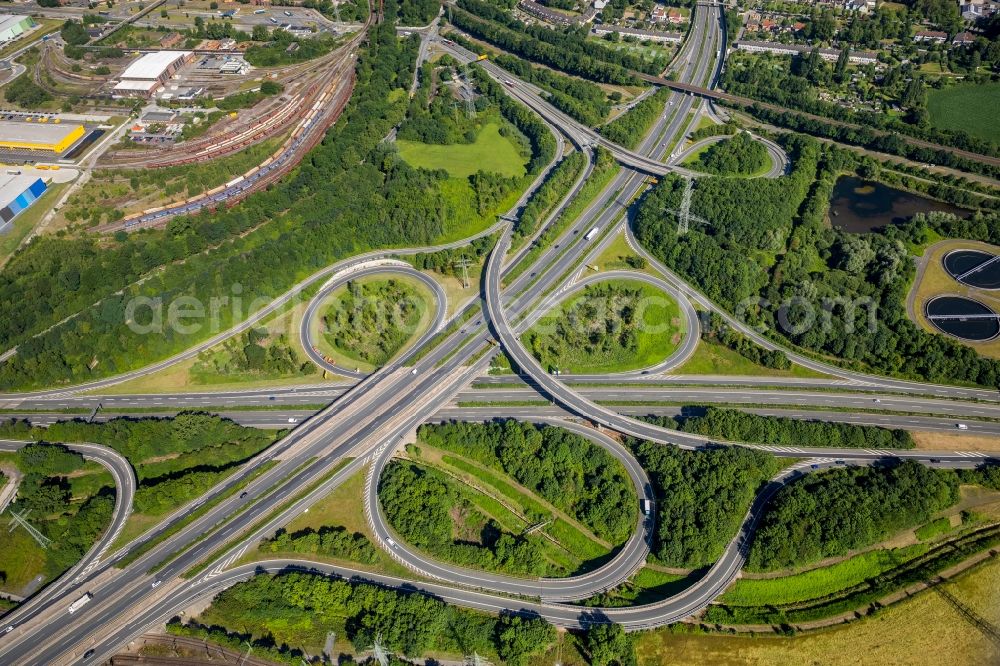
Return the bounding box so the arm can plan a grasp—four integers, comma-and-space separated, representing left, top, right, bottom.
0, 174, 48, 226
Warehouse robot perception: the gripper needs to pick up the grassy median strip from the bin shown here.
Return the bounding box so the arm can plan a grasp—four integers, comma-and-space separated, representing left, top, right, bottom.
179, 458, 351, 579
117, 460, 280, 571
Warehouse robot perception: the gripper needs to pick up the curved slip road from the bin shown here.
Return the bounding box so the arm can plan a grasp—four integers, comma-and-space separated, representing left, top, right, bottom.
668, 132, 789, 178
363, 417, 654, 602
0, 439, 135, 629
299, 263, 449, 380
522, 269, 700, 376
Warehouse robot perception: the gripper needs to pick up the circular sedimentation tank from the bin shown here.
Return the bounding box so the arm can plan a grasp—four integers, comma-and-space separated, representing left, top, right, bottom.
943, 249, 1000, 290
925, 295, 1000, 342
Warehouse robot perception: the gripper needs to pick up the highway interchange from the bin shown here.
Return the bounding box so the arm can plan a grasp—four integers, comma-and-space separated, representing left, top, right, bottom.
0, 3, 998, 664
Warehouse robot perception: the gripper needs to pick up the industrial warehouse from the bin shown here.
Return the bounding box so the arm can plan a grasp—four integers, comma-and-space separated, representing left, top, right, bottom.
0, 171, 47, 228
0, 15, 35, 43
0, 120, 85, 155
113, 50, 193, 97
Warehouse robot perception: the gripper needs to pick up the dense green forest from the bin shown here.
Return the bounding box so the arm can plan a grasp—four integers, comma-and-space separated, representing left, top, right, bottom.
0, 8, 550, 391
667, 407, 916, 450
690, 132, 770, 176
2, 443, 114, 582
598, 89, 670, 150
182, 571, 555, 663
260, 526, 378, 564
449, 0, 658, 83
627, 437, 780, 568
322, 279, 426, 366
0, 413, 277, 516
380, 460, 548, 576
417, 420, 637, 544
749, 461, 958, 570
633, 139, 1000, 388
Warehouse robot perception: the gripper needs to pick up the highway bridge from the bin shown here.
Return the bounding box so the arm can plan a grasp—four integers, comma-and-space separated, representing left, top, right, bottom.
0, 3, 997, 664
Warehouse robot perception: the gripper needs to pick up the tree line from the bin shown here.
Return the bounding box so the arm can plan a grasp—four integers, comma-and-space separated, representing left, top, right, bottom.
700, 312, 791, 371
418, 420, 637, 544
492, 54, 612, 127
669, 406, 916, 450
449, 2, 650, 84
749, 461, 959, 570
175, 571, 556, 664
260, 526, 379, 564
514, 150, 587, 238
598, 88, 670, 150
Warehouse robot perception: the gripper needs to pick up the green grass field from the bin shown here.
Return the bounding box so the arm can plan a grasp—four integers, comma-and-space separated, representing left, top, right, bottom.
676, 338, 827, 378
927, 82, 1000, 144
396, 122, 528, 179
915, 517, 953, 541
718, 545, 929, 607
523, 279, 685, 374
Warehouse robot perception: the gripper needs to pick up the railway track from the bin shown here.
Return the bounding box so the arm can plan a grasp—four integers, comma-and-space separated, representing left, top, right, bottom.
100, 41, 363, 169
98, 1, 380, 232
110, 634, 283, 666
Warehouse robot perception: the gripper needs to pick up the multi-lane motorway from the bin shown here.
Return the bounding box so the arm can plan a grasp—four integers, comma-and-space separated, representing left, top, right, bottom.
0, 4, 998, 663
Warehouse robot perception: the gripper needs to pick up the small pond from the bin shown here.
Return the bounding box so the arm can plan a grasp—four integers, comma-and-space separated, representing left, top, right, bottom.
828, 177, 968, 233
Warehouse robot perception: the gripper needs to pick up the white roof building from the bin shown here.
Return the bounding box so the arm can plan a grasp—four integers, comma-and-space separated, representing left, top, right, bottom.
119, 51, 191, 81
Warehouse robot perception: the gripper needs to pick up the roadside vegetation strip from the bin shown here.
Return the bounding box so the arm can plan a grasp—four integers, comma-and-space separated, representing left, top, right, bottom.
718, 545, 930, 607
651, 407, 916, 450
120, 460, 280, 571
915, 517, 954, 542
705, 523, 1000, 626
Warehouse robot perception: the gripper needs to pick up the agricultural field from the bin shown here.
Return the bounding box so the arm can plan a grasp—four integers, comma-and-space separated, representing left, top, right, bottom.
927, 83, 1000, 144
523, 279, 686, 374
637, 556, 1000, 666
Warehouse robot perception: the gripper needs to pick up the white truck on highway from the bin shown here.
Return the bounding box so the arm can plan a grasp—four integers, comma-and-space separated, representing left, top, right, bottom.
584, 226, 600, 241
643, 499, 652, 516
68, 592, 92, 614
